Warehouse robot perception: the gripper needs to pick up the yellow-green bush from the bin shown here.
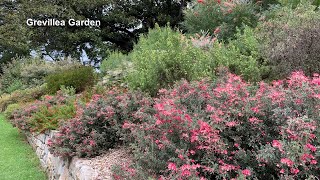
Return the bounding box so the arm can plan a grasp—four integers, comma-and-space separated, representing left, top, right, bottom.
0, 85, 46, 112
4, 103, 21, 119
127, 25, 214, 96
210, 26, 270, 82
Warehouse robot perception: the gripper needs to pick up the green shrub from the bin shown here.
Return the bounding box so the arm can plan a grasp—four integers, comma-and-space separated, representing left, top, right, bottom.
4, 103, 21, 119
0, 85, 46, 112
278, 0, 320, 8
0, 57, 82, 94
127, 25, 214, 96
5, 79, 24, 94
0, 58, 24, 94
258, 2, 320, 79
210, 26, 270, 82
45, 66, 95, 94
182, 0, 258, 42
60, 85, 76, 96
100, 51, 130, 74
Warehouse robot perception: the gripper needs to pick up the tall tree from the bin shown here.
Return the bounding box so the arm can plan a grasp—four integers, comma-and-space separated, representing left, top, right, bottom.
0, 0, 30, 64
0, 0, 190, 65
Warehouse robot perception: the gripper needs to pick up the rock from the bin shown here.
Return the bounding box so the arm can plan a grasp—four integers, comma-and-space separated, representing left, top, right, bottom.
24, 130, 100, 180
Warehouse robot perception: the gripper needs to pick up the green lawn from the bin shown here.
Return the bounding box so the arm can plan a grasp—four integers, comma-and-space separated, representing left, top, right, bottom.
0, 114, 47, 180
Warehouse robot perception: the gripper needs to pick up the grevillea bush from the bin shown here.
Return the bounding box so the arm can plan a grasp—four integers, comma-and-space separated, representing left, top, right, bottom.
10, 91, 76, 133
48, 89, 154, 158
116, 71, 319, 179
258, 2, 320, 79
183, 0, 258, 42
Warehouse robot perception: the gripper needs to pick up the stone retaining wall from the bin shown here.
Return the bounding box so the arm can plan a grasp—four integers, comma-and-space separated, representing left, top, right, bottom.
25, 130, 98, 180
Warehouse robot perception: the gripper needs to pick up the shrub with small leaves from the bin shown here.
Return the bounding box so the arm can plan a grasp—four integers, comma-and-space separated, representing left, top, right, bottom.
48, 89, 154, 158
258, 2, 320, 79
0, 57, 81, 94
127, 24, 214, 96
4, 103, 21, 119
210, 26, 270, 82
0, 85, 46, 112
11, 91, 76, 132
45, 66, 95, 94
183, 0, 258, 42
100, 51, 133, 88
118, 71, 319, 179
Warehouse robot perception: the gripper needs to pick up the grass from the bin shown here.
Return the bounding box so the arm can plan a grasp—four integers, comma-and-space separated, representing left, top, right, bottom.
0, 114, 47, 180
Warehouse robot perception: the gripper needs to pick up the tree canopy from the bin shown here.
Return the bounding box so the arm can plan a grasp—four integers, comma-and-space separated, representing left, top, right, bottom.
0, 0, 190, 65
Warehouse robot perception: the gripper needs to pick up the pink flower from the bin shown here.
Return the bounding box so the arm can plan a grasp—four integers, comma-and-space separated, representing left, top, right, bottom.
281, 158, 294, 167
197, 0, 205, 3
214, 27, 221, 35
280, 169, 285, 174
242, 169, 251, 176
155, 119, 163, 125
168, 162, 177, 171
251, 107, 260, 113
89, 140, 95, 146
206, 104, 215, 112
122, 122, 131, 129
290, 168, 299, 175
249, 117, 262, 124
181, 170, 191, 177
272, 140, 282, 150
305, 143, 317, 152
154, 103, 165, 111
47, 139, 53, 146
178, 154, 184, 160
226, 121, 238, 127
310, 160, 317, 165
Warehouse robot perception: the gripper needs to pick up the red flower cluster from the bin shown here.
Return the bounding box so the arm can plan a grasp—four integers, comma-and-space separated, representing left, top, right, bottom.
125, 71, 319, 179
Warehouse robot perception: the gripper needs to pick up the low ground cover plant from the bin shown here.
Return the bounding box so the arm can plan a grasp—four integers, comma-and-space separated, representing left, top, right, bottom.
10, 91, 76, 133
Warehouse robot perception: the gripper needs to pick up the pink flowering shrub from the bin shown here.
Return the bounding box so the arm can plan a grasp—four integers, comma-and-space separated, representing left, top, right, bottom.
11, 91, 75, 132
119, 71, 319, 179
49, 89, 153, 157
